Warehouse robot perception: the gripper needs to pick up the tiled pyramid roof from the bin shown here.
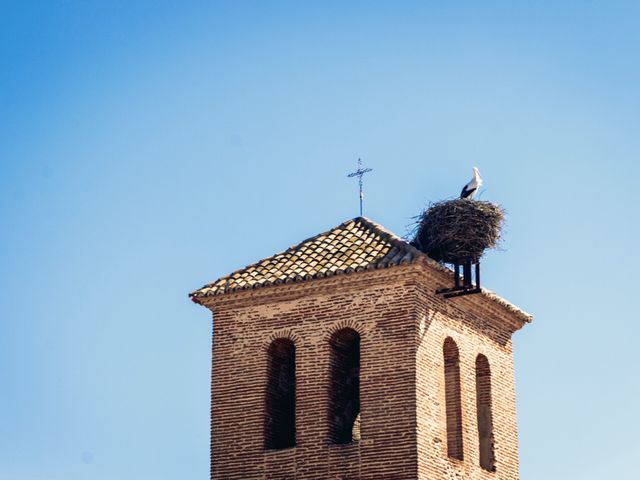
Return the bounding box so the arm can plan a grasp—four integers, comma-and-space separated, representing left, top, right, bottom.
190, 217, 422, 298
189, 216, 532, 324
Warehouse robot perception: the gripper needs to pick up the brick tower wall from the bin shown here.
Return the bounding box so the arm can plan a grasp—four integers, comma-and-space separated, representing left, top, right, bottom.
413, 263, 522, 480
200, 260, 526, 480
204, 267, 421, 480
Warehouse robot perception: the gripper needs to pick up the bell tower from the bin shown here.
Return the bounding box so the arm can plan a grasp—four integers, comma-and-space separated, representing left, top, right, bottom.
191, 217, 531, 480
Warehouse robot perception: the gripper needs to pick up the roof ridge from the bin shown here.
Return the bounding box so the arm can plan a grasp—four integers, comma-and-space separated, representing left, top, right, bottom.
357, 216, 424, 258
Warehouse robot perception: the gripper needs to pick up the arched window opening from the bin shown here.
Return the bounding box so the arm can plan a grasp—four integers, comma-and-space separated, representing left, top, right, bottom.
329, 328, 360, 444
443, 337, 464, 460
476, 354, 496, 471
264, 339, 296, 450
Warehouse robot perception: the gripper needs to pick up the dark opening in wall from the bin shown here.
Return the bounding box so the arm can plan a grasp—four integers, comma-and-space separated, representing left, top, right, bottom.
476, 354, 496, 471
264, 339, 296, 450
328, 328, 360, 444
443, 337, 464, 460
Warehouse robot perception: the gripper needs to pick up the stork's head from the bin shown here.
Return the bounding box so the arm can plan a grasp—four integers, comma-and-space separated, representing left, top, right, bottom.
473, 166, 481, 179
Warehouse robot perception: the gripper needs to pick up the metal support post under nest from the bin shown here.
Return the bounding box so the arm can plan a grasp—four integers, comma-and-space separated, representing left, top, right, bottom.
436, 258, 482, 298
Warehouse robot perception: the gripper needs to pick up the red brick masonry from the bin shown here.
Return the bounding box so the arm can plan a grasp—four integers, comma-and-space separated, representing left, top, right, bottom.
196, 258, 529, 480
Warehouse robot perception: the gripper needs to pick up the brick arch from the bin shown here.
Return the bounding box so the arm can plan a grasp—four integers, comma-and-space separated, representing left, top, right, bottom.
328, 327, 361, 444
264, 338, 296, 450
262, 329, 300, 351
325, 319, 365, 340
476, 354, 496, 471
443, 337, 464, 460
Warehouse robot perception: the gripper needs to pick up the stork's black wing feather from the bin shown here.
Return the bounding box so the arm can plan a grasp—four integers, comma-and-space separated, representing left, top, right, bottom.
460, 186, 476, 199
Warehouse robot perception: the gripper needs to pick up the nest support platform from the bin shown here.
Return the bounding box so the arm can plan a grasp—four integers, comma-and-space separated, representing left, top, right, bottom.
436, 259, 481, 299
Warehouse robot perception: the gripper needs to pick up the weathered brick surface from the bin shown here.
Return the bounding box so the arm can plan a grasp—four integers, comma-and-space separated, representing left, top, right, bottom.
413, 262, 524, 480
198, 259, 528, 480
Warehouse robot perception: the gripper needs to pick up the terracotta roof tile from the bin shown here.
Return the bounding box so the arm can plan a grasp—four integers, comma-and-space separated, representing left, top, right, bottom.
190, 217, 420, 298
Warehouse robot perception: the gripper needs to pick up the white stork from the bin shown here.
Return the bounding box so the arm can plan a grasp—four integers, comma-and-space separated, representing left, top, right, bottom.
460, 167, 483, 199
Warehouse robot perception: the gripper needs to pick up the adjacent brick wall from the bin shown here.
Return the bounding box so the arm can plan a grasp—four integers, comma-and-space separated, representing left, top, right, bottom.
198, 259, 526, 479
414, 261, 524, 480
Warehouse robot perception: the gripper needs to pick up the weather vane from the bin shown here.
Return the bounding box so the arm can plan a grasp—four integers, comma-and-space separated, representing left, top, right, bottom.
347, 158, 373, 217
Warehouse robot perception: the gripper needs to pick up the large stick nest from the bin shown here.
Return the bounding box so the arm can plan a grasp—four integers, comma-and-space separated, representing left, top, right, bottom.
411, 199, 505, 264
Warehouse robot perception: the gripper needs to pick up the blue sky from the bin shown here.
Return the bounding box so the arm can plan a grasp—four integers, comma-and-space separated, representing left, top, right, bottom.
1, 1, 639, 479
